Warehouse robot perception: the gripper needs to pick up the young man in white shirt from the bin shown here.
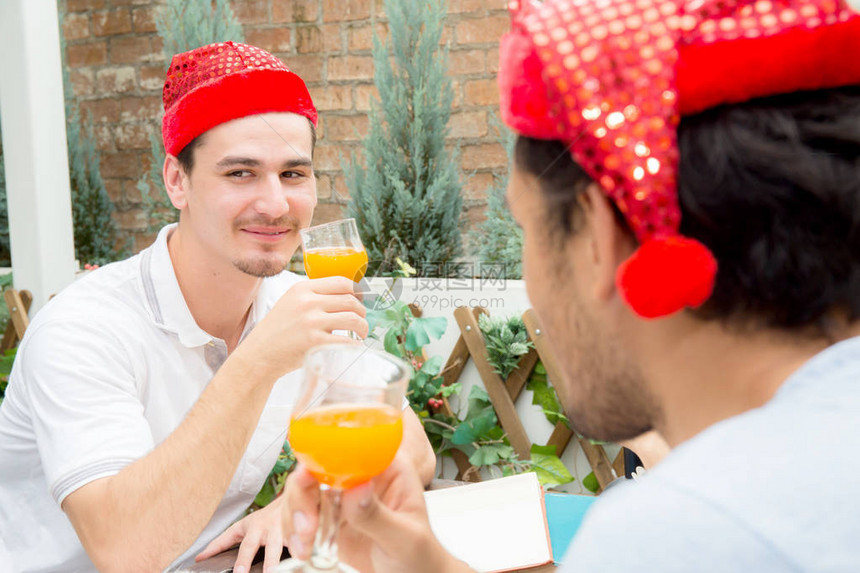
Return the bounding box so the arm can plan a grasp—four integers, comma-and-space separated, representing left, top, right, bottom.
0, 42, 435, 573
282, 2, 860, 572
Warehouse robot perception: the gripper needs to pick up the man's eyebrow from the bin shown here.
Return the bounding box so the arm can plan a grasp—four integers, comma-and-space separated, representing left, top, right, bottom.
215, 156, 262, 168
282, 157, 313, 169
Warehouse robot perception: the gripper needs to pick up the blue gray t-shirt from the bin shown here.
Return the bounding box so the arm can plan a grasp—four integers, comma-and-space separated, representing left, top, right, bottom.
562, 336, 860, 572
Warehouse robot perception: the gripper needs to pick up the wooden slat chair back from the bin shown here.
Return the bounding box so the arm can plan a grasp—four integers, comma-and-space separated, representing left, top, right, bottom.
1, 289, 32, 353
430, 305, 618, 492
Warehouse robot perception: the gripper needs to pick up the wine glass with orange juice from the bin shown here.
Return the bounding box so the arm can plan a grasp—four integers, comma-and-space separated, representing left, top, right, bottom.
300, 219, 368, 340
276, 345, 410, 573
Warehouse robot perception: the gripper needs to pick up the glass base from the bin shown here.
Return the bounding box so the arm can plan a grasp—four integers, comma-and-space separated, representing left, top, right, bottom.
274, 557, 359, 573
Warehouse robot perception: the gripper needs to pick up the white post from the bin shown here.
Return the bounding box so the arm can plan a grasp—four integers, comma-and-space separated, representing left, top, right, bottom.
0, 0, 77, 314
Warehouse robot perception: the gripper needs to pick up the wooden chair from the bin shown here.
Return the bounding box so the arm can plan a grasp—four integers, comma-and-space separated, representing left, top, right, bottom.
434, 306, 619, 492
1, 289, 31, 353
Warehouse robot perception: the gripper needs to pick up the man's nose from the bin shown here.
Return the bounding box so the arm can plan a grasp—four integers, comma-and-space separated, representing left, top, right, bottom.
254, 174, 289, 217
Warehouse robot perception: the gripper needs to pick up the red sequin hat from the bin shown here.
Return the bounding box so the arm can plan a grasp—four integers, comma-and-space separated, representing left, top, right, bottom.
162, 41, 318, 157
499, 0, 860, 318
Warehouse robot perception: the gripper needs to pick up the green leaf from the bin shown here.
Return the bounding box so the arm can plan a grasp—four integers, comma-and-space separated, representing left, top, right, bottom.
420, 355, 443, 376
529, 444, 558, 457
383, 328, 402, 357
404, 320, 430, 352
528, 371, 569, 428
451, 411, 497, 445
253, 478, 277, 508
418, 316, 447, 340
530, 449, 574, 488
440, 382, 461, 398
582, 472, 600, 493
469, 443, 514, 467
466, 385, 492, 414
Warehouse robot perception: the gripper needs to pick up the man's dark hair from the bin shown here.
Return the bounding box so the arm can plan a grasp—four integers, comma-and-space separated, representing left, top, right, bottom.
514, 86, 860, 336
176, 118, 318, 174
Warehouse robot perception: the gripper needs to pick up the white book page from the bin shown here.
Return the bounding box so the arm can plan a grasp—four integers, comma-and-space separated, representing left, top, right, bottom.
424, 472, 552, 572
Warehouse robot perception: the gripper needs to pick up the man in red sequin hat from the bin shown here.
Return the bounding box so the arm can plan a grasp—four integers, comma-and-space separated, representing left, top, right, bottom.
280, 1, 860, 571
0, 42, 435, 573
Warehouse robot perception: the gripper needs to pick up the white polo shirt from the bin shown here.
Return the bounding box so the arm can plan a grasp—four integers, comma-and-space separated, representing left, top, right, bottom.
0, 224, 305, 572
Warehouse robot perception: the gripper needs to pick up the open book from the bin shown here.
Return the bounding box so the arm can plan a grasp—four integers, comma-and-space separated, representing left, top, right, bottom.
423, 472, 553, 572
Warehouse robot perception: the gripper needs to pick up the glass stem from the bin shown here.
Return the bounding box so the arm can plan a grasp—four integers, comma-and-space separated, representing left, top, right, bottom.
309, 485, 341, 571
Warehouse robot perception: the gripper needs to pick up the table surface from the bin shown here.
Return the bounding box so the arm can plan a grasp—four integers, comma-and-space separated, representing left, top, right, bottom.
188, 479, 557, 572
188, 548, 558, 573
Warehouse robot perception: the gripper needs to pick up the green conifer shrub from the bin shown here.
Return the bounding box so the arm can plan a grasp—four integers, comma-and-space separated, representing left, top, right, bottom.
345, 0, 464, 276
139, 0, 245, 231
60, 16, 124, 265
0, 122, 9, 267
470, 118, 523, 279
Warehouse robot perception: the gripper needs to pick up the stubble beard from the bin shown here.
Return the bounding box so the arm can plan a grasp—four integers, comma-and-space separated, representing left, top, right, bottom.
549, 263, 659, 443
232, 214, 302, 278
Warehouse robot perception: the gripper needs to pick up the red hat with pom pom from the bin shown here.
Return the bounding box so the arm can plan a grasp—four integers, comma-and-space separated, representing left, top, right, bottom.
498, 0, 860, 319
162, 41, 318, 157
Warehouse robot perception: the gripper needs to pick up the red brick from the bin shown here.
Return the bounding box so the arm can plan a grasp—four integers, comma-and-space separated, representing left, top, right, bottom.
92, 9, 131, 36
93, 124, 115, 152
448, 111, 487, 139
464, 204, 488, 231
463, 172, 495, 202
325, 115, 369, 141
354, 84, 378, 111
450, 79, 463, 109
486, 47, 500, 73
133, 231, 159, 252
323, 0, 371, 22
448, 49, 486, 75
233, 0, 269, 25
296, 24, 342, 54
331, 174, 349, 202
114, 123, 151, 149
80, 98, 120, 124
101, 151, 139, 179
67, 42, 107, 67
110, 36, 156, 64
96, 66, 137, 94
310, 84, 352, 111
69, 68, 95, 98
449, 0, 488, 14
67, 0, 106, 12
140, 64, 166, 91
246, 27, 293, 54
460, 143, 507, 170
313, 144, 343, 171
347, 22, 387, 51
104, 178, 124, 203
113, 208, 148, 232
463, 78, 499, 106
119, 96, 162, 122
310, 202, 345, 225
63, 13, 90, 41
273, 0, 319, 23
288, 55, 325, 83
455, 15, 509, 45
131, 6, 157, 33
315, 173, 333, 200
327, 55, 374, 81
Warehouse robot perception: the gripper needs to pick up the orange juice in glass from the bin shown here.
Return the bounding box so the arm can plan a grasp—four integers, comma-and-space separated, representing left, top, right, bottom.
279, 345, 410, 573
289, 403, 403, 489
303, 247, 368, 283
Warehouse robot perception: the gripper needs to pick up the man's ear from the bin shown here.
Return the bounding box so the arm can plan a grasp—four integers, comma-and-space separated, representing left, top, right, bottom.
163, 155, 189, 210
580, 183, 637, 303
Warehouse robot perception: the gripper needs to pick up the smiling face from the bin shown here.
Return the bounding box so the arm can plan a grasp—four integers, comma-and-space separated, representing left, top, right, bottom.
166, 112, 317, 278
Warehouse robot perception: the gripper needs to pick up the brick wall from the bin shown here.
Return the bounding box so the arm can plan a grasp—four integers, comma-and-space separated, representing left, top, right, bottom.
61, 0, 511, 253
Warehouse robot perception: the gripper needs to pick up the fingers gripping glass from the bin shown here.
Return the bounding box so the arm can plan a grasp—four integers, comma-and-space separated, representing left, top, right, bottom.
275, 345, 410, 573
300, 218, 368, 338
